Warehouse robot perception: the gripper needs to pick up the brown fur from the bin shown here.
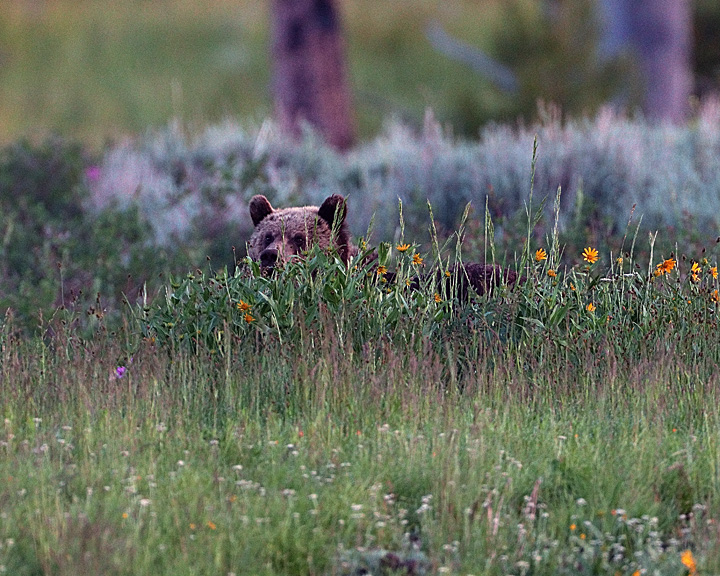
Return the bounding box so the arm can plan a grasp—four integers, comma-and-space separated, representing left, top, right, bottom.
247, 193, 521, 297
385, 263, 519, 299
247, 194, 354, 268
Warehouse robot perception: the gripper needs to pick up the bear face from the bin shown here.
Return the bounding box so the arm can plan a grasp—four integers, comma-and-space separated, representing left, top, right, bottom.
247, 194, 353, 269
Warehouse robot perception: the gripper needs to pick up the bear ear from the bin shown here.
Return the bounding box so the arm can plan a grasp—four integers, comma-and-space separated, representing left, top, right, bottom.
317, 194, 347, 228
249, 195, 274, 226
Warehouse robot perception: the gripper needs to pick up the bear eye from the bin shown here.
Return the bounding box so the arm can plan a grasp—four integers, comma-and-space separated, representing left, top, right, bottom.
263, 233, 274, 246
292, 235, 306, 249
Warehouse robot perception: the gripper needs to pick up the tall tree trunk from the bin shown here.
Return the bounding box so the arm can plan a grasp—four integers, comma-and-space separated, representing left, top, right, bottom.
270, 0, 355, 150
599, 0, 692, 123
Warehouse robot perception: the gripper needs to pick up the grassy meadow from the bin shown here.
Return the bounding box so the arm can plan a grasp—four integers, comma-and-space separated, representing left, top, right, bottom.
3, 3, 720, 573
1, 197, 719, 574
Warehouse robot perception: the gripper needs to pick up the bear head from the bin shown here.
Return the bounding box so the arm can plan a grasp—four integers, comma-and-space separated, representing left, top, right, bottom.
247, 194, 353, 269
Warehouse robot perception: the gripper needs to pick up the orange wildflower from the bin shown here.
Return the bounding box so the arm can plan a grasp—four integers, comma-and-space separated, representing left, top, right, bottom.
656, 258, 676, 275
681, 549, 697, 575
582, 246, 599, 264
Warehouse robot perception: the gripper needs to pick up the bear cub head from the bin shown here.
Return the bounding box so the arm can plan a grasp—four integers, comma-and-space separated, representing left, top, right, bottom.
247, 194, 354, 269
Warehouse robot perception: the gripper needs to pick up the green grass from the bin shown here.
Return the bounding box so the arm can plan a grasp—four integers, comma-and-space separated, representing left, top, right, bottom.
1, 211, 719, 574
0, 315, 716, 575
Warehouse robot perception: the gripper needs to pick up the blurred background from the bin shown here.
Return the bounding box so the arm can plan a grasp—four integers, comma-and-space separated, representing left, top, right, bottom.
1, 0, 719, 149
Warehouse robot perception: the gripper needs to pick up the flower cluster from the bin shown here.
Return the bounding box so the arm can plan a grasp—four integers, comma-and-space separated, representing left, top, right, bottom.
237, 300, 254, 323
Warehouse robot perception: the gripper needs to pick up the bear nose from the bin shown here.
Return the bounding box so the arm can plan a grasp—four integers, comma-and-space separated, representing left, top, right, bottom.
260, 248, 278, 268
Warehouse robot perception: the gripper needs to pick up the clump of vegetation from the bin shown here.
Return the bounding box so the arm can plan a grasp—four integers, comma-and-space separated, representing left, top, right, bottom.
0, 137, 175, 332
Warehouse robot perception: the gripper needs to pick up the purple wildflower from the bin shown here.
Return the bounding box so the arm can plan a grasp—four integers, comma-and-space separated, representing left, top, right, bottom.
85, 165, 102, 183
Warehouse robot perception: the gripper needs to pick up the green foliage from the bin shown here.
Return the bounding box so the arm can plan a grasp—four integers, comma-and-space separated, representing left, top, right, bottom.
140, 204, 720, 379
488, 0, 631, 124
0, 138, 175, 332
140, 240, 473, 356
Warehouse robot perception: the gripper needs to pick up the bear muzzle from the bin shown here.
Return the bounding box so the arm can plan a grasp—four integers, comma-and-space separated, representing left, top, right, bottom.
259, 248, 279, 269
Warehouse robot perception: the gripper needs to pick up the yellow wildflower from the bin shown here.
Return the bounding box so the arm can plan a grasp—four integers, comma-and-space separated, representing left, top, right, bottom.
547, 269, 557, 278
582, 246, 599, 264
681, 549, 697, 575
535, 248, 547, 262
570, 523, 576, 531
244, 313, 255, 324
396, 243, 410, 252
237, 300, 251, 312
712, 290, 719, 304
377, 265, 388, 276
434, 293, 442, 303
206, 521, 217, 530
616, 257, 623, 265
691, 262, 702, 282
656, 258, 677, 275
445, 270, 451, 277
412, 253, 424, 266
586, 303, 596, 313
710, 265, 718, 279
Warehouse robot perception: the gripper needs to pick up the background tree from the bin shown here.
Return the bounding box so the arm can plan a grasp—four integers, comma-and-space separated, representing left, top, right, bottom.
599, 0, 692, 122
270, 0, 354, 151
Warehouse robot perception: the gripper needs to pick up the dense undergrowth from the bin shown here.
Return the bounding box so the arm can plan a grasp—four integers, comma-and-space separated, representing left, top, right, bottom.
1, 238, 719, 574
1, 201, 719, 573
4, 107, 720, 335
1, 122, 720, 574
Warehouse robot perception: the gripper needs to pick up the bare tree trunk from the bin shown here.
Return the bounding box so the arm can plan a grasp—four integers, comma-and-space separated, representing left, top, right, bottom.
599, 0, 692, 123
270, 0, 355, 150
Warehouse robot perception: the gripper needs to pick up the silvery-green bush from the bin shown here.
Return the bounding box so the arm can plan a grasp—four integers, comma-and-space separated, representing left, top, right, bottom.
88, 101, 720, 254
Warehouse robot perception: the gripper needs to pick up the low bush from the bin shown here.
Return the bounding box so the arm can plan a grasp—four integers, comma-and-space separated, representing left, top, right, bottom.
0, 137, 176, 332
88, 103, 720, 270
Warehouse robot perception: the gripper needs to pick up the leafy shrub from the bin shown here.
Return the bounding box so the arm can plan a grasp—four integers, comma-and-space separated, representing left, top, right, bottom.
0, 137, 174, 331
140, 239, 488, 357
89, 103, 720, 270
140, 201, 720, 377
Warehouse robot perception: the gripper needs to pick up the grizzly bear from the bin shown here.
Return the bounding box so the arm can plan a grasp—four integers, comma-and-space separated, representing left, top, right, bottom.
246, 193, 519, 297
247, 194, 354, 269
